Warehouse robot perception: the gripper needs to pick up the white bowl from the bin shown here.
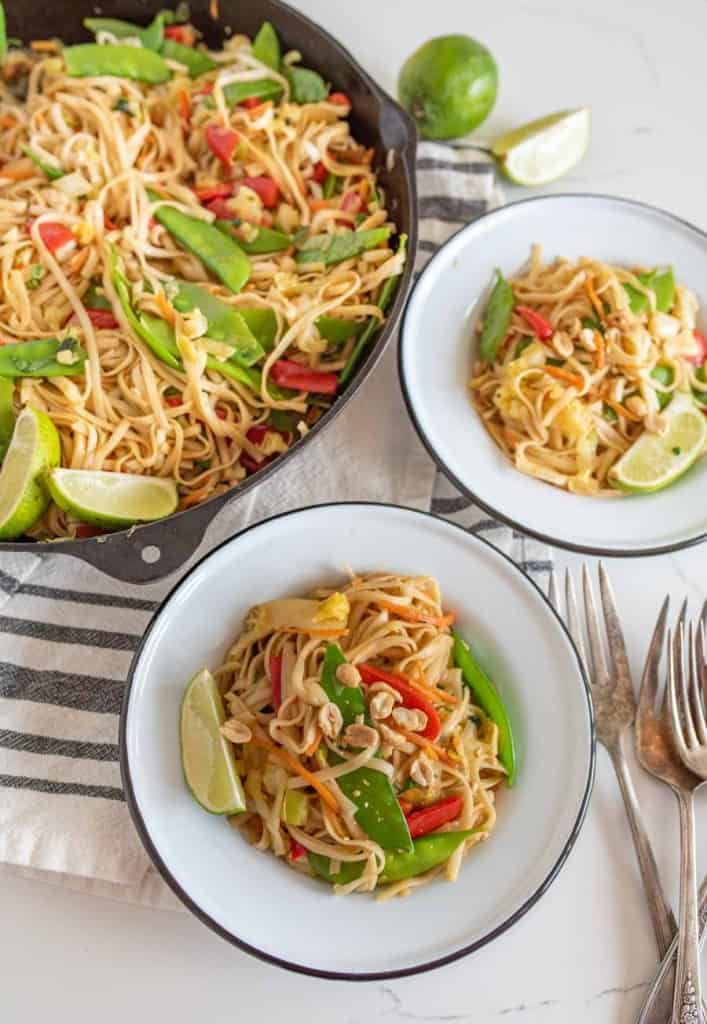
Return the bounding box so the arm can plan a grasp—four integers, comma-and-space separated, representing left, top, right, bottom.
121, 503, 594, 979
399, 194, 707, 556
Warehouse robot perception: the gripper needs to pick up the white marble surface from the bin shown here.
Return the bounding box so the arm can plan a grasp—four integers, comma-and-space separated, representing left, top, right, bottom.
4, 0, 707, 1020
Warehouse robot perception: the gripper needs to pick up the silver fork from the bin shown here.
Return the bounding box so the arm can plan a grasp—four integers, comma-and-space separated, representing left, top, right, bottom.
635, 603, 707, 1024
549, 564, 676, 957
663, 618, 707, 1023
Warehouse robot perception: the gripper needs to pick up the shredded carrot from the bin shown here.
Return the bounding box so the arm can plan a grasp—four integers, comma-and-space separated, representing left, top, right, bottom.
68, 246, 90, 274
594, 330, 605, 370
304, 728, 322, 758
308, 198, 332, 212
251, 733, 338, 812
0, 161, 35, 182
545, 364, 584, 389
585, 279, 605, 320
399, 728, 456, 765
604, 397, 641, 423
30, 39, 59, 52
179, 486, 213, 509
412, 663, 460, 706
376, 599, 455, 630
358, 179, 370, 202
178, 88, 191, 125
209, 0, 219, 18
0, 115, 17, 130
156, 290, 176, 326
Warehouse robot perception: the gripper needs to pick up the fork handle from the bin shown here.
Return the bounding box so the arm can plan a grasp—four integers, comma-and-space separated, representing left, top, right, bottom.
671, 790, 703, 1024
610, 743, 677, 957
635, 876, 707, 1024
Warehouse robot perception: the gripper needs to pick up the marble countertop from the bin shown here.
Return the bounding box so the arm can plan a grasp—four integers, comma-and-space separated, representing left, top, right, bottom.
4, 0, 706, 1020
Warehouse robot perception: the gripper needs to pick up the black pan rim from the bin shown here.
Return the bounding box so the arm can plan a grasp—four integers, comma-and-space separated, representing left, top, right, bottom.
398, 191, 707, 559
1, 0, 419, 570
119, 499, 596, 981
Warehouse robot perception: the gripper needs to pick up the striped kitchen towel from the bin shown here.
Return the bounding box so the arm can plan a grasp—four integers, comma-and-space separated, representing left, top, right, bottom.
0, 143, 550, 909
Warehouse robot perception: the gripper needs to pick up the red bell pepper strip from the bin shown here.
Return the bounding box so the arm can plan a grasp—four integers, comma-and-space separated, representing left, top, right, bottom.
164, 24, 196, 46
690, 330, 707, 366
193, 81, 215, 98
204, 196, 234, 220
270, 654, 283, 711
289, 837, 306, 861
515, 305, 554, 342
358, 664, 441, 741
240, 452, 262, 473
312, 161, 328, 184
85, 307, 119, 329
205, 124, 239, 169
404, 796, 463, 839
328, 92, 350, 107
340, 190, 362, 214
240, 175, 279, 208
195, 182, 234, 203
75, 523, 109, 538
240, 96, 262, 110
246, 424, 286, 445
37, 221, 75, 254
165, 394, 181, 408
270, 360, 338, 395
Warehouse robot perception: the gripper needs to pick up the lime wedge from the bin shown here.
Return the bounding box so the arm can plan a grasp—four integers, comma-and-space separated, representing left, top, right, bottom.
0, 408, 60, 539
491, 108, 590, 186
46, 468, 178, 527
611, 394, 707, 493
180, 669, 246, 815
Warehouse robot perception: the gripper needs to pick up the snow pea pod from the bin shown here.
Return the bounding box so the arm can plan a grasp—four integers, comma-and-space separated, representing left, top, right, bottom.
308, 829, 476, 886
479, 269, 513, 363
316, 316, 364, 346
64, 44, 171, 84
0, 378, 15, 461
339, 235, 406, 386
0, 3, 6, 62
161, 38, 217, 78
148, 191, 250, 293
111, 248, 181, 369
171, 280, 264, 366
325, 739, 412, 853
319, 644, 366, 727
216, 220, 290, 255
650, 364, 674, 409
83, 14, 165, 51
238, 307, 278, 349
252, 21, 280, 70
453, 630, 516, 785
207, 79, 283, 109
624, 267, 675, 315
323, 172, 338, 199
295, 227, 390, 267
0, 337, 86, 378
281, 63, 327, 104
22, 146, 64, 181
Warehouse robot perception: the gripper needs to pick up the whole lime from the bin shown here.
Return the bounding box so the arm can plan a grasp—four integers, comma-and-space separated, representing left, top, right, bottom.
398, 35, 498, 140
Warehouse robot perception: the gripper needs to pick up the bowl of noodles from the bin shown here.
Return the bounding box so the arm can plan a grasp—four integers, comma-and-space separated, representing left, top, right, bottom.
0, 0, 417, 581
400, 194, 707, 556
121, 503, 594, 978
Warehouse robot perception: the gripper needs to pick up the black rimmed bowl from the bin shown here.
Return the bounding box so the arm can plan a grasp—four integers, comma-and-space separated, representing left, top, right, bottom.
399, 194, 707, 557
3, 0, 418, 582
120, 502, 594, 979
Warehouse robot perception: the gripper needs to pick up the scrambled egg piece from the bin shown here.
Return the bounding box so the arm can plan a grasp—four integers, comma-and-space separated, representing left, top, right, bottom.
314, 592, 350, 624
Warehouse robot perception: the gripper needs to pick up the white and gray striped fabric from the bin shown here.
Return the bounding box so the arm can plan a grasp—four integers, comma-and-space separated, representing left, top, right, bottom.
0, 143, 550, 908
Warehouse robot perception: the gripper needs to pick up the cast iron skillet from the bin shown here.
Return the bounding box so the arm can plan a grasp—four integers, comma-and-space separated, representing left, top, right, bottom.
2, 0, 418, 582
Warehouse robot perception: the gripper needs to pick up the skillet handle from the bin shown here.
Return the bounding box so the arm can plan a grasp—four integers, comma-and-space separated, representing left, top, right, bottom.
61, 500, 217, 584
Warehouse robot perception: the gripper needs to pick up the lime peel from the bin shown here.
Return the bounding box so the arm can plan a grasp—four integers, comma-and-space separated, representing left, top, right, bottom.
611, 394, 707, 494
492, 108, 590, 186
180, 669, 246, 816
0, 407, 60, 540
46, 468, 178, 527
